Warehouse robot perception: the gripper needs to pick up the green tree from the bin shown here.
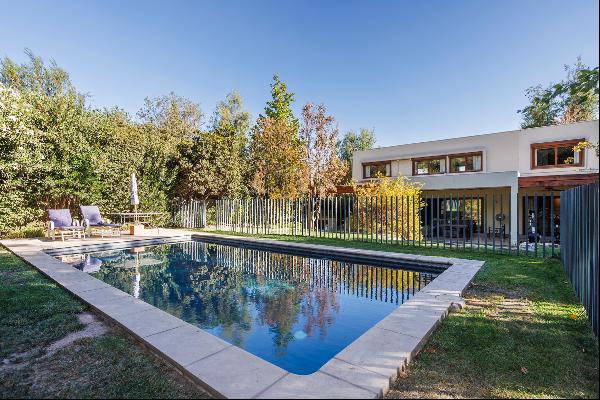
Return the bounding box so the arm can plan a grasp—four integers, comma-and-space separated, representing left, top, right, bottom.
337, 128, 376, 182
170, 91, 252, 200
249, 117, 305, 198
519, 59, 599, 128
261, 74, 299, 131
0, 50, 183, 235
249, 75, 303, 198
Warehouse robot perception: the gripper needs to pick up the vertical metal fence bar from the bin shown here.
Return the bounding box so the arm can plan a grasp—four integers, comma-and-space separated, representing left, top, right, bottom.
542, 193, 546, 258
534, 192, 538, 257
525, 193, 529, 256
375, 196, 379, 243
462, 193, 466, 250
550, 192, 555, 257
395, 195, 399, 245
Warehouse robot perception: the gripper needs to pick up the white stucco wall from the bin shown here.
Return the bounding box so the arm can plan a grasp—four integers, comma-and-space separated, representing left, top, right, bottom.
518, 120, 599, 177
352, 120, 599, 186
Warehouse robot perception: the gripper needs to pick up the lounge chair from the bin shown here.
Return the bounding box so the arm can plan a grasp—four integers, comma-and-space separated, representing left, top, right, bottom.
47, 209, 86, 241
80, 205, 122, 238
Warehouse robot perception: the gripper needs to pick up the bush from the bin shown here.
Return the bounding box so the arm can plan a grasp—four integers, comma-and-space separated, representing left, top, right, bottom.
4, 222, 46, 239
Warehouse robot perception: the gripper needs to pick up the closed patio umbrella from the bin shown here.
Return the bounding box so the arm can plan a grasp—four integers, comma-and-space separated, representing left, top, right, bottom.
130, 173, 139, 213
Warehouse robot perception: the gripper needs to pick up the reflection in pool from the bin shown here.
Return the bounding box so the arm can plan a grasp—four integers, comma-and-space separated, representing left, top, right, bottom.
58, 241, 437, 374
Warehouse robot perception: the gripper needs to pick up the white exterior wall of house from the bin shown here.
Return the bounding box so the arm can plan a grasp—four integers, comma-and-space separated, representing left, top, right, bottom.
351, 120, 599, 244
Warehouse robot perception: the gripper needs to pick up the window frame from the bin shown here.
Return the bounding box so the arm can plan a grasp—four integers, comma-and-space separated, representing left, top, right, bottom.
411, 156, 447, 176
530, 139, 585, 169
362, 161, 392, 179
448, 151, 483, 174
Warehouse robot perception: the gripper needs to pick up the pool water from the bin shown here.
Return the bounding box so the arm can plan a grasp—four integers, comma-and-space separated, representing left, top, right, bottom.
58, 240, 437, 374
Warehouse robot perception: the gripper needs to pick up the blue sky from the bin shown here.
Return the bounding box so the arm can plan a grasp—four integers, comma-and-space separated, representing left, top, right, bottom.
1, 0, 598, 147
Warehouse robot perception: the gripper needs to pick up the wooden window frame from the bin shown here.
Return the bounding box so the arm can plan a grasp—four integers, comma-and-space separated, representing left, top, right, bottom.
412, 156, 446, 176
448, 151, 483, 174
530, 139, 585, 169
362, 161, 392, 179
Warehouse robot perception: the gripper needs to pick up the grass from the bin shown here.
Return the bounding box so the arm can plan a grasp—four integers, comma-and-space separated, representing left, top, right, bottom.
0, 246, 208, 399
199, 229, 600, 399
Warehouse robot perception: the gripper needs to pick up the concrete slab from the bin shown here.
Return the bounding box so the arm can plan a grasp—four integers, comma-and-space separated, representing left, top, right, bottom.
145, 324, 231, 367
335, 327, 418, 377
110, 306, 186, 338
376, 300, 441, 334
186, 346, 288, 399
320, 358, 390, 397
256, 371, 376, 399
77, 286, 155, 317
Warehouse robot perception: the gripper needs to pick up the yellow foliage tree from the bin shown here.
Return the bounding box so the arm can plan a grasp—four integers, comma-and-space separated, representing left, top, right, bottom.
351, 174, 425, 241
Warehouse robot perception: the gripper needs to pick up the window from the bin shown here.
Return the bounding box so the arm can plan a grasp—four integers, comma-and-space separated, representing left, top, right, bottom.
363, 161, 391, 178
531, 139, 584, 169
412, 157, 446, 175
449, 152, 482, 173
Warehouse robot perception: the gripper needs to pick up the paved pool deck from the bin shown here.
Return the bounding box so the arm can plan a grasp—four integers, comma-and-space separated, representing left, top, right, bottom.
1, 230, 484, 399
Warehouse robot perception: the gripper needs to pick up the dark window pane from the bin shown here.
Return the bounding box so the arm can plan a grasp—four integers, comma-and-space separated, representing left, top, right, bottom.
364, 162, 390, 178
557, 146, 575, 165
536, 148, 555, 166
430, 159, 441, 173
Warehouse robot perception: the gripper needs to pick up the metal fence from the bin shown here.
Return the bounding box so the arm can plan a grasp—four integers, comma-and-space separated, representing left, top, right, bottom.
213, 191, 562, 256
560, 182, 599, 336
172, 199, 207, 228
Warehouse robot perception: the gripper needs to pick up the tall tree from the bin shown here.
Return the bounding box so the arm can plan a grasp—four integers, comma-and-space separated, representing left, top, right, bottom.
261, 74, 299, 132
137, 92, 203, 142
170, 91, 252, 200
519, 59, 599, 128
299, 103, 346, 198
249, 117, 304, 198
337, 128, 376, 182
249, 75, 303, 197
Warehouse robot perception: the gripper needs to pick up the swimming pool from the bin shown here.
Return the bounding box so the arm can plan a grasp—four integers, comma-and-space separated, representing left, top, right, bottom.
57, 239, 439, 375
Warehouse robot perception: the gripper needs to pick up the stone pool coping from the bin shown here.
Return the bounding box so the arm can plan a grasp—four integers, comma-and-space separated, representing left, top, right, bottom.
1, 230, 484, 399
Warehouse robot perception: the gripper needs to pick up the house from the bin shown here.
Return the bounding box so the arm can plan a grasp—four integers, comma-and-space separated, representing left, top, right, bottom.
351, 120, 599, 245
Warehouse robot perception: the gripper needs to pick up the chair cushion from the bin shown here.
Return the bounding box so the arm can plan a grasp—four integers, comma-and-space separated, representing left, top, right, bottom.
48, 209, 73, 228
56, 225, 86, 230
80, 205, 104, 226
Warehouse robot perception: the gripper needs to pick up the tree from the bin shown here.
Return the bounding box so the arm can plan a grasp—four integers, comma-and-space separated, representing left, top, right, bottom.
261, 74, 299, 132
0, 84, 46, 234
519, 59, 599, 128
352, 175, 425, 242
137, 92, 203, 142
249, 75, 303, 198
337, 128, 376, 182
169, 91, 252, 201
1, 48, 74, 97
0, 50, 190, 235
299, 103, 346, 198
249, 117, 305, 198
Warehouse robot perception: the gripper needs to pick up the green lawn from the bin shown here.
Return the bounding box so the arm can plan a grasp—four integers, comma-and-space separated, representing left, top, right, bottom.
199, 230, 600, 399
0, 246, 208, 399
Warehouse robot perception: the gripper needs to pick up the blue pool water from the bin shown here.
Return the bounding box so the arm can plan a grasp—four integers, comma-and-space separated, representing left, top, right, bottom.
58, 240, 437, 374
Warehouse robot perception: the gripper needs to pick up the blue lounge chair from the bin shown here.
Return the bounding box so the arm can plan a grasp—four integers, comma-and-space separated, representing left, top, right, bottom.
80, 205, 121, 237
47, 209, 86, 241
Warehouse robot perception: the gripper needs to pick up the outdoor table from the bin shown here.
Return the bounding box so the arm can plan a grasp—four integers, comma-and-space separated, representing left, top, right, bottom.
108, 212, 169, 232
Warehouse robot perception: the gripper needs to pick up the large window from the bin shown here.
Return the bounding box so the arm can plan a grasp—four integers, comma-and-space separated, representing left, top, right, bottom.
412, 157, 446, 175
449, 152, 483, 173
363, 161, 391, 178
531, 139, 584, 168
